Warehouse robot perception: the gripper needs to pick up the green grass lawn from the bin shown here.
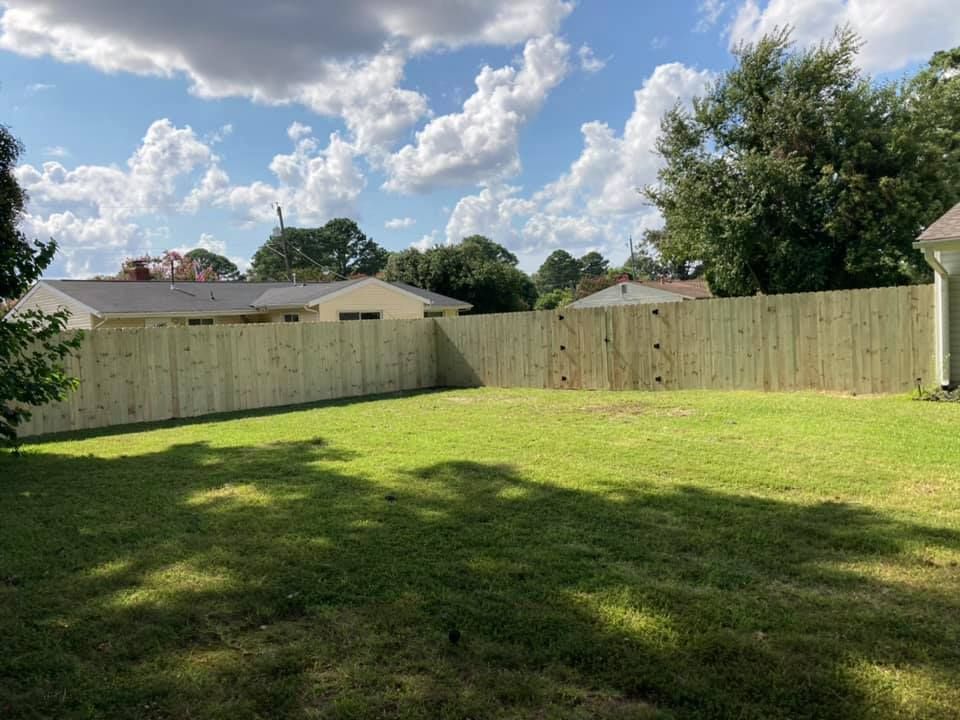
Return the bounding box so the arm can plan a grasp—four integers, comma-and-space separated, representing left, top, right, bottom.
2, 389, 959, 720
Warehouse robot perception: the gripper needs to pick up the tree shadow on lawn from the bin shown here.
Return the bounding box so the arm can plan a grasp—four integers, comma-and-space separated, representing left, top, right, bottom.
2, 442, 959, 719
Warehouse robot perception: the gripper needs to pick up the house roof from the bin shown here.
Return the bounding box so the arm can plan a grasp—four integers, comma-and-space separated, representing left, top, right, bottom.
917, 202, 960, 243
39, 280, 287, 315
251, 279, 368, 308
29, 278, 471, 316
637, 279, 713, 299
389, 281, 473, 309
568, 280, 711, 309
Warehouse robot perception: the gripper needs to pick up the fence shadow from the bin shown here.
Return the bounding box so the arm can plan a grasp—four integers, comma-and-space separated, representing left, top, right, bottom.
2, 445, 958, 718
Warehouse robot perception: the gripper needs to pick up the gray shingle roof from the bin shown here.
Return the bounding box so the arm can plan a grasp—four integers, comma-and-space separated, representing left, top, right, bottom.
568, 281, 709, 309
251, 279, 366, 308
39, 279, 471, 315
388, 281, 472, 309
917, 202, 960, 242
42, 280, 287, 315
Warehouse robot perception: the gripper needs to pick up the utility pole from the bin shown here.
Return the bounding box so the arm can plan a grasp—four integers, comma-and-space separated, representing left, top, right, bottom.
275, 203, 292, 282
628, 234, 639, 280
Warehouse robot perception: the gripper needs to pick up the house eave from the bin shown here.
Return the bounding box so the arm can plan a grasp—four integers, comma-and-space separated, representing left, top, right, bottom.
913, 237, 960, 251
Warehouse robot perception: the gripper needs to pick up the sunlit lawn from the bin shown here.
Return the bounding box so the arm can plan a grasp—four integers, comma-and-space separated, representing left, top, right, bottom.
2, 388, 959, 719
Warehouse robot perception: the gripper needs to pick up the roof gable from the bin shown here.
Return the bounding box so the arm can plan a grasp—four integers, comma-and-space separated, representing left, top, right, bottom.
917, 202, 960, 243
569, 281, 707, 308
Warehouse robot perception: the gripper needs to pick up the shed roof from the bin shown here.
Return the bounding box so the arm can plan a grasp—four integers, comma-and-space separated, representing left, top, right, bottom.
917, 202, 960, 243
568, 280, 711, 309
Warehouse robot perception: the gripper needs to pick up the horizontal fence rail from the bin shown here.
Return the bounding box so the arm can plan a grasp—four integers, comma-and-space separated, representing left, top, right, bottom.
18, 284, 935, 438
435, 284, 935, 395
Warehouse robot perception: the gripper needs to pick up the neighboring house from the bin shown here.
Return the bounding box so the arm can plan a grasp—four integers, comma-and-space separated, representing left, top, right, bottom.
568, 279, 712, 309
914, 200, 960, 387
5, 277, 471, 329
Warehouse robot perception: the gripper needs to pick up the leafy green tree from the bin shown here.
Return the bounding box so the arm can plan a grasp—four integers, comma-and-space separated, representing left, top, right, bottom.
578, 251, 609, 277
574, 274, 618, 300
249, 218, 387, 281
107, 250, 239, 282
536, 249, 581, 292
534, 288, 573, 310
0, 126, 82, 447
385, 236, 536, 314
646, 29, 960, 296
639, 229, 702, 280
184, 248, 241, 281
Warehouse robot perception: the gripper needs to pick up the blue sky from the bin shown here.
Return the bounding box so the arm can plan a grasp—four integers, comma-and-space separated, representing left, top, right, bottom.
1, 0, 955, 277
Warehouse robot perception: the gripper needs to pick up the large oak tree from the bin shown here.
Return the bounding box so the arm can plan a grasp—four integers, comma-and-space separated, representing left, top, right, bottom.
646, 29, 960, 297
248, 218, 388, 281
385, 235, 536, 314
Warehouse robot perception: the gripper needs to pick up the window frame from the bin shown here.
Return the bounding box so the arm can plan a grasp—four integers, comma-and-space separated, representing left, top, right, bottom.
283, 313, 300, 323
187, 317, 215, 326
338, 310, 382, 321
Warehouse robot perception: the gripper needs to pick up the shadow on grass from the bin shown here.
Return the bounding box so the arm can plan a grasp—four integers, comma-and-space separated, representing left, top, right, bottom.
19, 387, 449, 445
2, 441, 959, 719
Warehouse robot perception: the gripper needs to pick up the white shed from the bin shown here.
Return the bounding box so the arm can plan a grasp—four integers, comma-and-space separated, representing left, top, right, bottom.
914, 201, 960, 387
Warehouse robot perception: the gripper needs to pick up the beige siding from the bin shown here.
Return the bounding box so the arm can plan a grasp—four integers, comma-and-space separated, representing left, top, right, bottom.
101, 314, 268, 329
937, 251, 960, 379
311, 283, 426, 321
14, 284, 94, 328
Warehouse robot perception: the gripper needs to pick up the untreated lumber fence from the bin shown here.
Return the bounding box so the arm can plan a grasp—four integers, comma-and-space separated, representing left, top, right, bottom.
19, 284, 935, 437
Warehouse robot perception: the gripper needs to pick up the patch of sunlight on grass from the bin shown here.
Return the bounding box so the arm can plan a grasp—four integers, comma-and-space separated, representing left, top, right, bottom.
108, 561, 236, 608
349, 519, 383, 530
180, 647, 245, 675
184, 483, 300, 509
414, 508, 448, 521
849, 659, 960, 717
495, 485, 529, 500
568, 590, 679, 648
86, 558, 133, 578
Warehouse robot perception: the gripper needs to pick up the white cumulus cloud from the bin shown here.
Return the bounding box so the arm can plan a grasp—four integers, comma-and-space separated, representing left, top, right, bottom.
729, 0, 960, 72
537, 62, 714, 216
696, 0, 728, 32
0, 1, 572, 150
577, 44, 606, 72
444, 62, 714, 267
384, 35, 571, 193
385, 217, 416, 229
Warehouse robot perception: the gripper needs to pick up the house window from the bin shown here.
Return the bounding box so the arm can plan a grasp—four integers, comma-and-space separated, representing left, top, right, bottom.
339, 311, 382, 321
187, 318, 214, 326
283, 313, 300, 323
424, 310, 444, 318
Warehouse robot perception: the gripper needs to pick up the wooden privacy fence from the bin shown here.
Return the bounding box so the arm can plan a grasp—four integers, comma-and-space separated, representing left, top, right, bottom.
19, 319, 437, 437
435, 284, 935, 394
19, 284, 935, 437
